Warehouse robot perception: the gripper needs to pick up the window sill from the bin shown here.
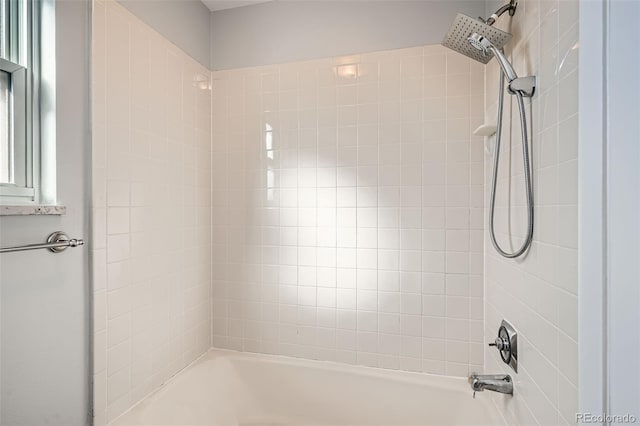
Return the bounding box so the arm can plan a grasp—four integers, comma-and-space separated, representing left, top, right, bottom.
0, 205, 66, 216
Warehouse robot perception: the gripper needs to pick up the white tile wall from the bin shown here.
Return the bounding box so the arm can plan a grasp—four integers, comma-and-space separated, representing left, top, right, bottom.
91, 2, 579, 424
210, 45, 485, 377
92, 1, 212, 424
482, 0, 579, 424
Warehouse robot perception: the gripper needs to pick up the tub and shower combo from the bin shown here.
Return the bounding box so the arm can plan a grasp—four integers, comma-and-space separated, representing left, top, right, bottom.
106, 0, 536, 424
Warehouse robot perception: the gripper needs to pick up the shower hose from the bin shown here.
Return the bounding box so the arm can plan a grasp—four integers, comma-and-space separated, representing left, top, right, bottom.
489, 69, 534, 258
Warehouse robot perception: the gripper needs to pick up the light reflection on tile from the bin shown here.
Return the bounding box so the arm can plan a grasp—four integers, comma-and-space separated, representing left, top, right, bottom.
211, 43, 483, 380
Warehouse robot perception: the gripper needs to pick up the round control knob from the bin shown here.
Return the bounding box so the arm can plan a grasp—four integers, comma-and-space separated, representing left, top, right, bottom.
488, 325, 512, 364
489, 336, 509, 351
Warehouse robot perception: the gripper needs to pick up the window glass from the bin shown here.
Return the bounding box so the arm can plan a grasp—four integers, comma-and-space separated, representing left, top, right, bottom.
0, 70, 9, 184
0, 0, 55, 204
0, 0, 5, 60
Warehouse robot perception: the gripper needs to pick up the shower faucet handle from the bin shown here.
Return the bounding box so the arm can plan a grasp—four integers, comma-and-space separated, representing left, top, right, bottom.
488, 336, 510, 351
489, 320, 518, 373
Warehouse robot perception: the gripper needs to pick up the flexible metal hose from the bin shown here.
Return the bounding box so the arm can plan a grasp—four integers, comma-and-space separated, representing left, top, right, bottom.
488, 69, 534, 258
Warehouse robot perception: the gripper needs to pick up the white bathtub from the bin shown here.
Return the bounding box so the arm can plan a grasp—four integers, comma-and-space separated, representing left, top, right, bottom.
112, 350, 504, 426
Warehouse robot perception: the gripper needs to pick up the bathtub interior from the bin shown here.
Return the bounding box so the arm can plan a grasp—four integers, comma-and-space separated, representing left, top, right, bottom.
112, 350, 503, 426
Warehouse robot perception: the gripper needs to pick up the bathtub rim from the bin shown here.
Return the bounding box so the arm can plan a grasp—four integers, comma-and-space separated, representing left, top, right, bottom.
110, 348, 506, 425
203, 348, 480, 392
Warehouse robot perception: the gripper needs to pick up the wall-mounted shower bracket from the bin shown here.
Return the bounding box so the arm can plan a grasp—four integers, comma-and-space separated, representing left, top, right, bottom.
508, 76, 536, 97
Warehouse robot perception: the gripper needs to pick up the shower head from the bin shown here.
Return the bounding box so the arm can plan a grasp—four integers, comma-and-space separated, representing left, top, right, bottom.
467, 33, 492, 52
441, 13, 512, 64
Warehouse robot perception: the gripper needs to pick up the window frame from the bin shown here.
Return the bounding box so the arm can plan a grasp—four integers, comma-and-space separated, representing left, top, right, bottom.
0, 0, 56, 206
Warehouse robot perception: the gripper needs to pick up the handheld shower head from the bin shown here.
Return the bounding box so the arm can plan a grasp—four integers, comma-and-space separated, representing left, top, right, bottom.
467, 33, 492, 53
467, 33, 518, 82
442, 6, 537, 260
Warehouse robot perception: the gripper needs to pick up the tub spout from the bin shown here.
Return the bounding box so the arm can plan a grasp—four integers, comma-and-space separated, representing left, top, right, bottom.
469, 374, 513, 398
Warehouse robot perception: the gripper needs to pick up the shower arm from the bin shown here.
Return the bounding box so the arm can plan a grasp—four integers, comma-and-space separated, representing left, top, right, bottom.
481, 0, 518, 26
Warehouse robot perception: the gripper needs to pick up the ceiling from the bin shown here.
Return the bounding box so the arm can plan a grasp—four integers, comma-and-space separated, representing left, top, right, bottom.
201, 0, 271, 12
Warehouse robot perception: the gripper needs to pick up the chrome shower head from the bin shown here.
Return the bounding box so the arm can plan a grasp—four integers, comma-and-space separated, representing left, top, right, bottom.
467, 33, 491, 53
441, 13, 512, 64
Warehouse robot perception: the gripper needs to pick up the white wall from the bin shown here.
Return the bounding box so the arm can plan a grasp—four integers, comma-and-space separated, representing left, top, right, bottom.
117, 0, 211, 68
210, 45, 486, 376
606, 0, 640, 419
91, 1, 212, 424
482, 0, 579, 424
0, 1, 91, 424
577, 0, 605, 416
209, 1, 487, 70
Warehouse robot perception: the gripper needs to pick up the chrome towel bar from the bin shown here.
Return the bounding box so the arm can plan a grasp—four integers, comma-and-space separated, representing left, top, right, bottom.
0, 231, 85, 254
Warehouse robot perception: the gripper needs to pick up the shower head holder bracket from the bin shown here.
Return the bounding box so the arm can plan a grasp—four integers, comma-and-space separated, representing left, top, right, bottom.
508, 75, 536, 97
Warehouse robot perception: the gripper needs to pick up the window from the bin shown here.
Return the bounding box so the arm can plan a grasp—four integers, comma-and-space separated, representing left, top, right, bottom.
0, 0, 55, 205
